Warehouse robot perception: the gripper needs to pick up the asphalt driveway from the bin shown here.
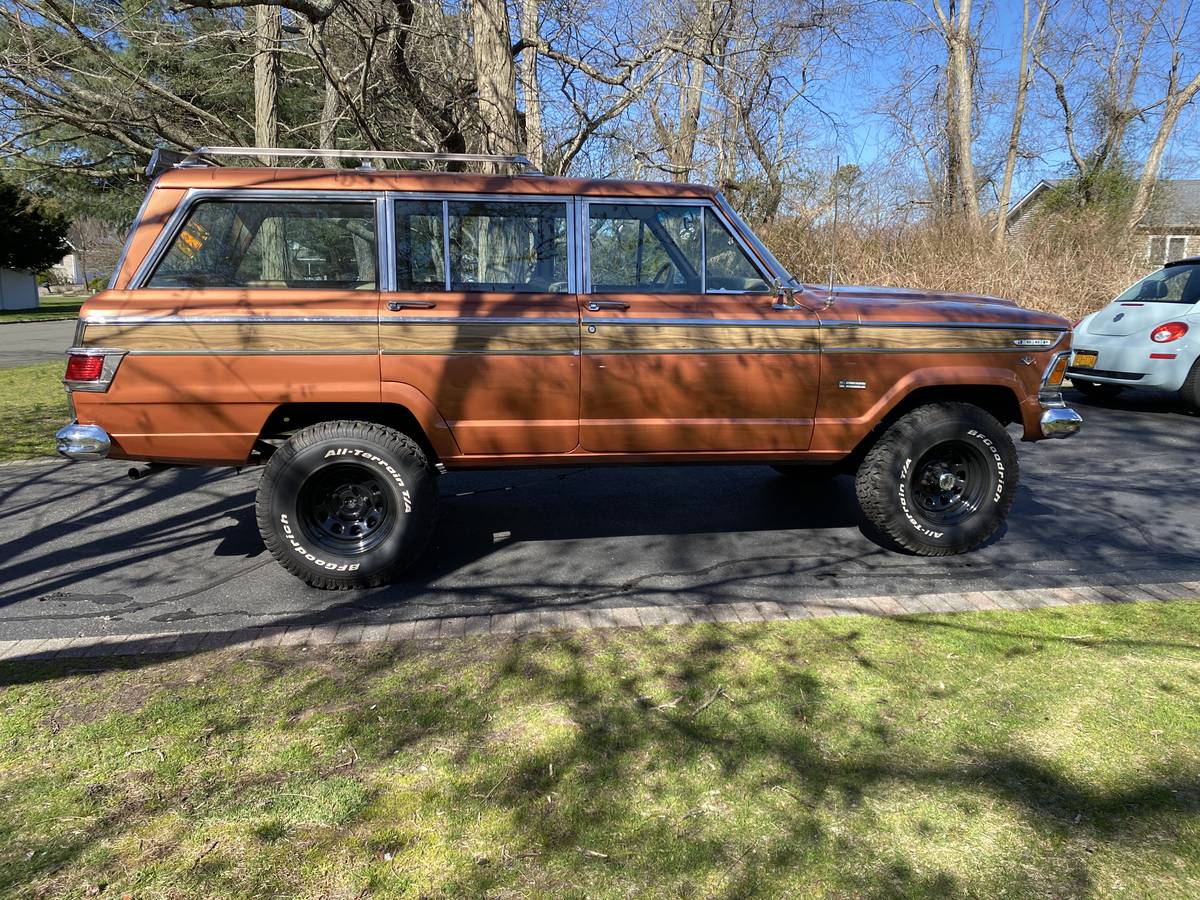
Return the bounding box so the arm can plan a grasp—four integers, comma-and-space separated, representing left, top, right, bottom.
0, 320, 75, 368
1, 388, 1197, 642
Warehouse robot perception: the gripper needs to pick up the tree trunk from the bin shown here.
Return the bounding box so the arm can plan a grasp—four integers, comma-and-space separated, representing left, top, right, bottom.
253, 5, 285, 280
319, 74, 340, 168
1126, 71, 1200, 231
994, 0, 1046, 249
670, 0, 714, 180
947, 0, 979, 229
468, 0, 521, 166
519, 0, 544, 169
253, 5, 282, 159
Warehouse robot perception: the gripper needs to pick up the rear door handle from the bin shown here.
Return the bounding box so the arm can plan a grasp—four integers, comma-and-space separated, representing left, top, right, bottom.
586, 300, 630, 311
387, 300, 437, 311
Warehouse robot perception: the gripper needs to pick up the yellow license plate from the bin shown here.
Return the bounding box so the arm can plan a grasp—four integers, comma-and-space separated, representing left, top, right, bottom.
1073, 351, 1098, 369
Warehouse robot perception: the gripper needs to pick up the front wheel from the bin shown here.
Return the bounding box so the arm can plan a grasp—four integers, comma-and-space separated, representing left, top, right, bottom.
855, 403, 1018, 556
256, 420, 438, 589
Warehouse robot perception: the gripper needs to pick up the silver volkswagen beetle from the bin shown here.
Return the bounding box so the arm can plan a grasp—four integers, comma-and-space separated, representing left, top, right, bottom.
1070, 257, 1200, 409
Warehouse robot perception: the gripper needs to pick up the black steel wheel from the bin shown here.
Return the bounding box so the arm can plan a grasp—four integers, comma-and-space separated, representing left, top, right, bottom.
256, 420, 437, 589
908, 440, 991, 528
855, 402, 1018, 555
297, 463, 394, 555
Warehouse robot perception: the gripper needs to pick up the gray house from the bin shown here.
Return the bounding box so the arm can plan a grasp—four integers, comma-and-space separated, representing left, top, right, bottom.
1004, 179, 1200, 265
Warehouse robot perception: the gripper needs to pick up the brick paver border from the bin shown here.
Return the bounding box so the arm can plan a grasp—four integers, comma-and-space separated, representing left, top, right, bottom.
2, 580, 1198, 662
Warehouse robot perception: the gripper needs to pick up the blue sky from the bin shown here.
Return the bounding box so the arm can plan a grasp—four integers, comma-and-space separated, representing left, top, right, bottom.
809, 0, 1199, 206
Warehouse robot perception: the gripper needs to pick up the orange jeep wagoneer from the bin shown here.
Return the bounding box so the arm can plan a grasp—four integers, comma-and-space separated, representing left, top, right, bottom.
57, 147, 1081, 589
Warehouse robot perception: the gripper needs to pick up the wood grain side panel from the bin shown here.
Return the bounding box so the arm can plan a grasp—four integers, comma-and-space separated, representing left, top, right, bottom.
381, 323, 578, 353
585, 324, 820, 353
823, 326, 1066, 351
82, 322, 378, 351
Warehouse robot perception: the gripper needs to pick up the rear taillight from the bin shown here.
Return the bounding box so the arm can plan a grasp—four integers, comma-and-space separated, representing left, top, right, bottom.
65, 353, 104, 382
1150, 321, 1189, 343
63, 349, 125, 392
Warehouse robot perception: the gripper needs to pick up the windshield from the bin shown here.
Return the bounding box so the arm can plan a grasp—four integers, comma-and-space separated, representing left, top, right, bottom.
1114, 263, 1200, 305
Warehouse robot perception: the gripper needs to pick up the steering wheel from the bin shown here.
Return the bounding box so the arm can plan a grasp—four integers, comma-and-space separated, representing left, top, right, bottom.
650, 262, 674, 287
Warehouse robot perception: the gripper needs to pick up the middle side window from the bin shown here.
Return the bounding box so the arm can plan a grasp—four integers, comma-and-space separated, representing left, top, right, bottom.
448, 200, 569, 293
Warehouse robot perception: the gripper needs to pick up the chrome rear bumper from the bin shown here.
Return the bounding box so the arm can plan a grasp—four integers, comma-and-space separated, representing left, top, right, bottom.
1040, 407, 1083, 439
55, 422, 111, 460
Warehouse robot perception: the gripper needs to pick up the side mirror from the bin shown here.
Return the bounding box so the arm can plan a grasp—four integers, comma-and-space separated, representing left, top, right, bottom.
773, 279, 798, 309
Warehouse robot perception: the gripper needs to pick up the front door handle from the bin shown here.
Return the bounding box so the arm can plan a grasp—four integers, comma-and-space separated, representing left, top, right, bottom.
387, 300, 437, 311
586, 300, 630, 311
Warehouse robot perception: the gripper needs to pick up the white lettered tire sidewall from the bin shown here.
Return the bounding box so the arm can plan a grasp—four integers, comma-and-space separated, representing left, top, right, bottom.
256, 421, 437, 589
856, 403, 1019, 556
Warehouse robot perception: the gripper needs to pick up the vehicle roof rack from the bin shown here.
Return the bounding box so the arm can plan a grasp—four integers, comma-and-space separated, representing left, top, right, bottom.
145, 146, 542, 178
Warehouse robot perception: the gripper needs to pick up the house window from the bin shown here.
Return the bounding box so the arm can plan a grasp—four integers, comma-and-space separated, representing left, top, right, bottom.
1149, 235, 1190, 266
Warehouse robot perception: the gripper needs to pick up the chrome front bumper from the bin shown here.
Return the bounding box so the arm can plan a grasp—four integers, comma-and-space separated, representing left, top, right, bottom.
1040, 407, 1083, 439
55, 422, 111, 460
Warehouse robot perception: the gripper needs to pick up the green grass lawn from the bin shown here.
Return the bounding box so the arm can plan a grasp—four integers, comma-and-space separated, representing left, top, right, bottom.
0, 294, 87, 323
0, 362, 70, 461
2, 602, 1199, 898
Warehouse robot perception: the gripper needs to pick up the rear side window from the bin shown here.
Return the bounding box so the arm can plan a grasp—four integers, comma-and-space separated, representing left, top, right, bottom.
1116, 264, 1200, 305
394, 200, 446, 290
449, 200, 568, 293
393, 198, 570, 293
146, 200, 377, 289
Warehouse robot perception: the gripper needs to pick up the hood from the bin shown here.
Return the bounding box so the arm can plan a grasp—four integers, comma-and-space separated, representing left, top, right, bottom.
803, 284, 1068, 329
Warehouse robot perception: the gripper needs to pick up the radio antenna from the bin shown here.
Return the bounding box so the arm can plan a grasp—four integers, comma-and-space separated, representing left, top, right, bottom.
827, 155, 840, 305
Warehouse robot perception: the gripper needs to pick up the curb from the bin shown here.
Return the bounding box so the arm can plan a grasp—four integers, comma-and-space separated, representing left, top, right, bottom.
0, 316, 77, 325
2, 580, 1197, 663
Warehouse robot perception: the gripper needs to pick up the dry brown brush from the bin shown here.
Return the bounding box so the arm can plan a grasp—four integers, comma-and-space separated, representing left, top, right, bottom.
763, 214, 1145, 323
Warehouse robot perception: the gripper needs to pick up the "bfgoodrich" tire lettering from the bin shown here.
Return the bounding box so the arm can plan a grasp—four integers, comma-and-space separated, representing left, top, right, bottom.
279, 513, 360, 572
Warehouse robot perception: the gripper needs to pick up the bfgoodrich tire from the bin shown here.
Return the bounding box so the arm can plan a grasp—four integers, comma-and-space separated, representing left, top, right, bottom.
255, 420, 438, 589
855, 403, 1018, 556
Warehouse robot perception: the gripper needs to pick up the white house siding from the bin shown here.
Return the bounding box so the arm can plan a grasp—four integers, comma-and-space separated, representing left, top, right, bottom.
0, 268, 38, 310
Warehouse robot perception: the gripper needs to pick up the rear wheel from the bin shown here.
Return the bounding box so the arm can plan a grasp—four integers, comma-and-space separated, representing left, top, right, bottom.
855, 403, 1018, 556
256, 420, 438, 589
1071, 378, 1123, 400
1180, 358, 1200, 412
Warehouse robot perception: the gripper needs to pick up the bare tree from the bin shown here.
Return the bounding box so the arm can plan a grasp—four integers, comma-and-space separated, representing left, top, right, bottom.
468, 0, 521, 161
994, 0, 1051, 247
1125, 1, 1200, 229
931, 0, 981, 229
254, 5, 283, 157
519, 0, 545, 168
1034, 0, 1165, 201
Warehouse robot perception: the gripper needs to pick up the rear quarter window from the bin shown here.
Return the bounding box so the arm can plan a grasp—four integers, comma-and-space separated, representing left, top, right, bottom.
1116, 264, 1200, 305
146, 199, 377, 289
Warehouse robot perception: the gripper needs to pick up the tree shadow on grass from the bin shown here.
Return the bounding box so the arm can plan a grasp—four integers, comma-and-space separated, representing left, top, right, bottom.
2, 620, 1199, 896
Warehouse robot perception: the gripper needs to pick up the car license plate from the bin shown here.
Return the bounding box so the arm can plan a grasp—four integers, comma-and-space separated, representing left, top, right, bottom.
1073, 351, 1098, 369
